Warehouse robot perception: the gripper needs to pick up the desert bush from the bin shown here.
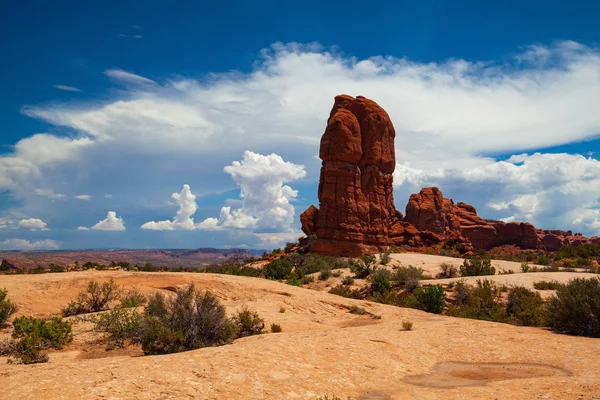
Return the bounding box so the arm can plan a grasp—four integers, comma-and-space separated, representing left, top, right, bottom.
371, 290, 417, 308
141, 285, 237, 355
0, 260, 11, 271
448, 279, 506, 322
264, 259, 293, 280
318, 268, 332, 281
460, 256, 495, 277
12, 316, 73, 349
284, 242, 296, 253
341, 275, 354, 286
535, 254, 551, 266
61, 301, 87, 317
533, 280, 561, 290
546, 278, 600, 337
120, 290, 147, 308
521, 263, 530, 273
49, 264, 66, 273
380, 250, 391, 265
331, 270, 342, 278
76, 279, 121, 313
279, 306, 286, 313
5, 335, 49, 364
329, 285, 363, 299
350, 254, 376, 279
301, 275, 314, 285
348, 305, 366, 315
414, 285, 446, 314
391, 266, 423, 292
233, 307, 264, 337
437, 263, 458, 279
401, 320, 413, 331
499, 269, 515, 275
541, 265, 560, 272
506, 286, 546, 326
370, 269, 391, 296
0, 288, 18, 326
203, 263, 263, 277
270, 323, 282, 333
90, 307, 143, 347
285, 271, 302, 286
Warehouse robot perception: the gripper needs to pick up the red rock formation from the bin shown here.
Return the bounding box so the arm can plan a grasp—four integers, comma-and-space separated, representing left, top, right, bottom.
300, 95, 421, 256
301, 95, 597, 256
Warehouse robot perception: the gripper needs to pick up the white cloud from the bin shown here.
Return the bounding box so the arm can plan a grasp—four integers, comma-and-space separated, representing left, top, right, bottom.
104, 69, 155, 85
0, 239, 59, 250
35, 188, 66, 199
0, 40, 599, 245
90, 211, 126, 231
18, 218, 47, 230
77, 226, 91, 231
75, 194, 92, 200
0, 217, 17, 230
393, 153, 600, 235
197, 151, 306, 231
141, 184, 198, 230
53, 85, 82, 93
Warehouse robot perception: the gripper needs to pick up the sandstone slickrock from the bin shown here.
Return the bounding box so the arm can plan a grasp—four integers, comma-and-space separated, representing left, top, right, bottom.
301, 95, 597, 255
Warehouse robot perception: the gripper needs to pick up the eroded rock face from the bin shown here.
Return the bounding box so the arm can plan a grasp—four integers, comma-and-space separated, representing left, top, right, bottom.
301, 95, 418, 256
301, 95, 595, 256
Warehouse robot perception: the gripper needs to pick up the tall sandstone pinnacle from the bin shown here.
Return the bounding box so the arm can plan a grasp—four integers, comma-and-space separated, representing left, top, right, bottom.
300, 95, 418, 256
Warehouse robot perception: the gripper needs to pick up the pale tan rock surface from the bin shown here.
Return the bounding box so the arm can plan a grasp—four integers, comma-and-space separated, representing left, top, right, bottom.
1, 268, 599, 399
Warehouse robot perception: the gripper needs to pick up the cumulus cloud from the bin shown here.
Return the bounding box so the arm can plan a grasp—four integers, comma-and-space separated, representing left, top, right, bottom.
1, 40, 600, 246
18, 218, 47, 230
0, 239, 59, 250
394, 153, 600, 234
75, 194, 92, 200
197, 151, 306, 232
90, 211, 126, 231
77, 226, 91, 231
34, 188, 66, 199
141, 184, 198, 230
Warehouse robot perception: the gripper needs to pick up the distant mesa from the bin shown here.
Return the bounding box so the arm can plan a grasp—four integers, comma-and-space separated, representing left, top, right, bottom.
300, 95, 599, 256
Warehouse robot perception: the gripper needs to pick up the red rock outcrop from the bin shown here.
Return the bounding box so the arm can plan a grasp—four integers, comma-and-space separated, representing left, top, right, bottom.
301, 95, 424, 256
301, 95, 597, 256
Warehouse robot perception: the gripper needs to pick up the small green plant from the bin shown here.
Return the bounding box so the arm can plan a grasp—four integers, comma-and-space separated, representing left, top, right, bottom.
61, 301, 87, 317
437, 263, 458, 279
401, 320, 413, 331
380, 249, 391, 265
264, 259, 293, 280
12, 316, 73, 349
318, 268, 332, 281
350, 254, 376, 279
270, 323, 282, 333
301, 275, 315, 285
49, 264, 66, 273
521, 263, 530, 273
279, 306, 286, 313
77, 279, 122, 314
348, 305, 366, 315
0, 288, 18, 327
329, 285, 363, 299
120, 290, 147, 308
370, 269, 391, 296
391, 266, 423, 292
546, 277, 600, 337
5, 335, 49, 364
460, 256, 495, 276
233, 307, 264, 337
533, 280, 561, 290
341, 275, 354, 286
414, 285, 446, 314
506, 286, 546, 326
448, 279, 506, 322
89, 306, 143, 347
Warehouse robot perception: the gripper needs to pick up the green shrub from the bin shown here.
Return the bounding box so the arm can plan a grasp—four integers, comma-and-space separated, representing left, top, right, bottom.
350, 254, 376, 279
5, 335, 49, 364
0, 288, 18, 327
141, 285, 237, 355
370, 269, 391, 295
89, 306, 143, 347
79, 279, 122, 313
120, 290, 147, 308
546, 278, 600, 337
380, 250, 391, 265
391, 266, 423, 292
49, 264, 66, 273
264, 259, 293, 280
12, 316, 73, 349
329, 285, 363, 299
270, 323, 282, 333
401, 320, 413, 331
460, 256, 495, 276
318, 268, 332, 281
437, 263, 458, 279
371, 290, 417, 308
301, 275, 314, 285
533, 280, 561, 290
521, 263, 530, 273
506, 286, 546, 326
0, 260, 11, 271
61, 301, 87, 317
448, 279, 506, 322
233, 307, 264, 337
535, 254, 551, 266
285, 271, 302, 286
414, 285, 446, 314
341, 275, 354, 286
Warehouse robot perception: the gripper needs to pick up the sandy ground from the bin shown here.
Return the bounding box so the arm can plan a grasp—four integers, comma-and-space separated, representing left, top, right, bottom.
1, 262, 600, 399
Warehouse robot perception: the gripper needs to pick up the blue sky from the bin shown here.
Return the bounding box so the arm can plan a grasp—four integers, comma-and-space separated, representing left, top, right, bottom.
1, 0, 599, 250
